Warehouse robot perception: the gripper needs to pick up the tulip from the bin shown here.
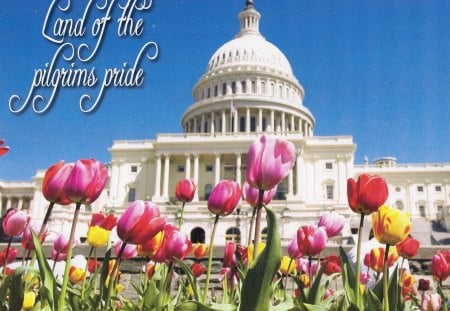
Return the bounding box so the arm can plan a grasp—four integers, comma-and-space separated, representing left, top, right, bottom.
418, 278, 431, 291
51, 233, 76, 262
0, 247, 18, 266
0, 139, 9, 157
69, 266, 86, 284
318, 211, 346, 238
295, 258, 318, 276
360, 272, 371, 285
192, 243, 208, 259
223, 242, 236, 267
117, 200, 166, 245
245, 134, 296, 191
191, 263, 206, 278
63, 159, 108, 204
287, 234, 303, 259
88, 258, 101, 274
396, 236, 420, 259
138, 231, 164, 258
323, 289, 334, 300
296, 225, 327, 256
220, 267, 239, 289
162, 230, 192, 261
367, 247, 399, 273
372, 205, 411, 246
89, 213, 117, 231
243, 182, 277, 207
299, 274, 310, 288
115, 240, 137, 260
347, 174, 388, 215
22, 292, 36, 310
175, 179, 197, 203
152, 224, 178, 263
400, 270, 415, 289
21, 222, 48, 251
42, 161, 73, 205
207, 180, 242, 216
2, 209, 30, 237
145, 261, 157, 279
87, 226, 110, 248
421, 293, 442, 311
321, 255, 342, 275
431, 252, 449, 281
247, 242, 266, 265
279, 255, 296, 275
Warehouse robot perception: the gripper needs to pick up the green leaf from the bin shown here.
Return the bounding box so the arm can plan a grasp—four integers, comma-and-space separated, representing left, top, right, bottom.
142, 279, 160, 310
387, 266, 399, 311
363, 288, 382, 311
306, 258, 328, 305
339, 246, 356, 305
270, 295, 297, 311
32, 230, 59, 310
175, 301, 236, 311
239, 207, 281, 311
9, 266, 27, 311
174, 257, 201, 302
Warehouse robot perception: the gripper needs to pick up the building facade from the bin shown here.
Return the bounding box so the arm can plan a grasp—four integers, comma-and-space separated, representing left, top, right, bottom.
1, 2, 449, 245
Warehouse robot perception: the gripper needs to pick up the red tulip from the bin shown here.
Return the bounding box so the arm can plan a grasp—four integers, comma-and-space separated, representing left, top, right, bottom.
42, 161, 72, 205
88, 258, 101, 273
296, 225, 327, 256
117, 200, 166, 245
223, 241, 237, 267
396, 236, 420, 259
431, 252, 449, 281
115, 240, 138, 260
21, 222, 48, 251
321, 255, 342, 275
245, 134, 296, 191
89, 213, 117, 231
3, 209, 30, 237
0, 139, 9, 157
175, 179, 197, 203
191, 263, 206, 278
347, 174, 388, 215
318, 211, 346, 238
207, 180, 242, 216
243, 182, 277, 207
418, 278, 430, 291
63, 159, 108, 204
0, 246, 18, 266
162, 229, 191, 261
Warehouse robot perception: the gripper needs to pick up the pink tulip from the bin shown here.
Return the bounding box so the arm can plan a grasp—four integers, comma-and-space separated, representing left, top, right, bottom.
207, 180, 242, 216
431, 252, 450, 281
297, 225, 327, 256
175, 179, 197, 203
3, 209, 30, 237
295, 257, 318, 275
245, 134, 296, 191
421, 293, 441, 311
318, 211, 346, 238
115, 240, 138, 260
42, 161, 73, 205
243, 182, 277, 207
163, 229, 192, 261
63, 159, 108, 204
0, 247, 18, 266
21, 221, 48, 251
117, 200, 166, 245
223, 241, 237, 267
52, 233, 77, 261
287, 234, 303, 259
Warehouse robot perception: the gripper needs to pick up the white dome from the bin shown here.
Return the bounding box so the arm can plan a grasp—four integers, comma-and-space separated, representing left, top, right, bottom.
206, 34, 294, 77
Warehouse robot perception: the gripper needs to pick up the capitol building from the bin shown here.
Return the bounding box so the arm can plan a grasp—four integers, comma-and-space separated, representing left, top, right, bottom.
1, 2, 449, 246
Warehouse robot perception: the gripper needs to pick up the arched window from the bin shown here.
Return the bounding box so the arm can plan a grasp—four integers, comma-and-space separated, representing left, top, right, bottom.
191, 227, 205, 244
205, 184, 213, 200
395, 200, 404, 210
226, 227, 241, 243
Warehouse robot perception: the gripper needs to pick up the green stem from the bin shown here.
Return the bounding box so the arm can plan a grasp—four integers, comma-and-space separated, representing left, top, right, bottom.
178, 201, 186, 229
161, 261, 174, 306
30, 202, 55, 268
247, 206, 257, 246
354, 214, 365, 309
2, 236, 13, 276
57, 202, 81, 311
383, 244, 390, 311
81, 246, 94, 299
253, 189, 265, 260
203, 214, 220, 304
105, 241, 126, 309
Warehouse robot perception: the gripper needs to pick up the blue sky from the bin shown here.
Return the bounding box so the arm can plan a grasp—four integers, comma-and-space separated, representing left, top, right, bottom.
0, 0, 449, 180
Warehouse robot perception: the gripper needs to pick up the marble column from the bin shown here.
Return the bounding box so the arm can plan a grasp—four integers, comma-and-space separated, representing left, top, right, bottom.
193, 154, 199, 202
246, 108, 250, 133
221, 110, 226, 133
270, 110, 275, 132
162, 154, 170, 199
153, 154, 161, 199
214, 153, 221, 185
185, 154, 191, 179
236, 153, 242, 185
210, 112, 215, 135
258, 108, 263, 132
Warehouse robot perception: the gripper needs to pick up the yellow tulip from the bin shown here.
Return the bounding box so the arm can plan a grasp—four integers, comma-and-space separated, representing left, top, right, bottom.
69, 266, 86, 284
87, 225, 111, 248
299, 274, 310, 288
372, 205, 411, 245
116, 283, 125, 293
279, 256, 296, 275
247, 242, 266, 264
22, 292, 36, 310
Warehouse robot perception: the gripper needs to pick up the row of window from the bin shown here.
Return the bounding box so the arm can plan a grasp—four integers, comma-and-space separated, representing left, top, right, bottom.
190, 226, 268, 244
394, 185, 444, 193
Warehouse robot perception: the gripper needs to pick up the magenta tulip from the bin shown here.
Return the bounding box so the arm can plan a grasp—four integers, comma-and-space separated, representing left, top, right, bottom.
175, 179, 197, 203
318, 211, 346, 238
117, 200, 166, 245
223, 241, 237, 267
42, 161, 73, 205
52, 233, 77, 262
3, 209, 30, 237
207, 180, 242, 216
115, 240, 138, 260
297, 225, 327, 256
63, 159, 108, 204
245, 134, 296, 191
295, 257, 318, 275
163, 229, 192, 261
287, 234, 303, 259
243, 182, 277, 207
21, 221, 48, 251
